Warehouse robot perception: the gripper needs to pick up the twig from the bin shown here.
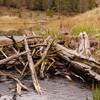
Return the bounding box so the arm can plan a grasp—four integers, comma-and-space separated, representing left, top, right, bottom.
12, 47, 25, 66
0, 48, 8, 58
0, 71, 29, 91
34, 37, 54, 69
0, 51, 28, 65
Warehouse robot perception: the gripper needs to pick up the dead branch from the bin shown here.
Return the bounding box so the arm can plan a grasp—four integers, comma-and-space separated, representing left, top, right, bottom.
34, 37, 54, 69
0, 71, 29, 91
0, 51, 28, 65
24, 34, 41, 94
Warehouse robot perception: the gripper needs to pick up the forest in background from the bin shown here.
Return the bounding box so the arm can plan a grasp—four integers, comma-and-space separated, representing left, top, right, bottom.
0, 0, 98, 14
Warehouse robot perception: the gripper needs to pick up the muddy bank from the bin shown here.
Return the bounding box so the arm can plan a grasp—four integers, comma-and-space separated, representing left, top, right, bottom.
0, 77, 92, 100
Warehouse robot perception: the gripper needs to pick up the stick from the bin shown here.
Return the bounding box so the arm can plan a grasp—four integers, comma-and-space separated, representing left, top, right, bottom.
54, 43, 100, 66
12, 47, 25, 66
0, 71, 29, 91
16, 83, 22, 95
0, 51, 28, 65
34, 37, 54, 69
0, 48, 8, 58
54, 42, 100, 81
24, 34, 41, 94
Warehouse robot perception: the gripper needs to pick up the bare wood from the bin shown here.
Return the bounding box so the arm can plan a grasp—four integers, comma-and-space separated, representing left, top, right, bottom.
21, 49, 36, 77
70, 61, 100, 81
34, 37, 54, 69
0, 71, 29, 91
21, 62, 28, 76
24, 34, 41, 94
40, 60, 47, 79
54, 43, 100, 81
16, 83, 22, 95
0, 48, 8, 58
55, 43, 100, 66
0, 51, 28, 65
12, 47, 25, 66
0, 36, 43, 47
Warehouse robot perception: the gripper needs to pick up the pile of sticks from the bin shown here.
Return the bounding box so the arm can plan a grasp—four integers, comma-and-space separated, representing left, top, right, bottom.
0, 34, 100, 95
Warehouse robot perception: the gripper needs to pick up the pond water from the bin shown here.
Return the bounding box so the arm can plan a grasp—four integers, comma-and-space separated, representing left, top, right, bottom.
0, 77, 92, 100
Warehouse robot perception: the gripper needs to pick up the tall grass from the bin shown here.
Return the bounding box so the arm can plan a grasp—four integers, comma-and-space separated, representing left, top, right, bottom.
71, 24, 100, 36
40, 27, 63, 39
92, 84, 100, 100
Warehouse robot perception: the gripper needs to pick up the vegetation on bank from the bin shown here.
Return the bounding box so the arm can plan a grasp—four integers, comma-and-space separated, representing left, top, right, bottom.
0, 0, 97, 14
0, 6, 99, 40
92, 84, 100, 100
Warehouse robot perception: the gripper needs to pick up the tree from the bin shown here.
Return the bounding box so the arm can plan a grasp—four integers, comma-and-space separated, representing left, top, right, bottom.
0, 0, 97, 13
0, 0, 4, 5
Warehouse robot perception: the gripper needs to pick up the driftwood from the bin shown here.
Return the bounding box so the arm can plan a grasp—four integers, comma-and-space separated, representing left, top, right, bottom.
0, 71, 29, 92
24, 34, 41, 94
55, 43, 100, 66
54, 41, 100, 81
0, 36, 43, 47
0, 51, 28, 65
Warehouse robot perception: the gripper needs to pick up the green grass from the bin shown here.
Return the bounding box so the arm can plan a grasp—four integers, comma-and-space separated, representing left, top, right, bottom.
92, 84, 100, 100
39, 27, 63, 39
71, 24, 100, 37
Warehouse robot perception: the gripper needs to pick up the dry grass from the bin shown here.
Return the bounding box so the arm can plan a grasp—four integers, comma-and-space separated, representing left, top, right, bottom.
0, 6, 100, 38
47, 7, 100, 38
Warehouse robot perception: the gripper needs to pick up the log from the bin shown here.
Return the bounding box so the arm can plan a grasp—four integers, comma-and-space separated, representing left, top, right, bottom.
70, 61, 100, 82
54, 42, 100, 81
24, 34, 41, 94
55, 43, 100, 66
0, 36, 43, 46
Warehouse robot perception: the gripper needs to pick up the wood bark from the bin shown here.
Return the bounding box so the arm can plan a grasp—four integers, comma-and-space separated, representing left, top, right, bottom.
24, 34, 41, 94
0, 51, 28, 65
54, 42, 100, 82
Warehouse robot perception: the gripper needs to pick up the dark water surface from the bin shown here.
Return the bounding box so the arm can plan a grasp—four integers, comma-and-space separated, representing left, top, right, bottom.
0, 77, 92, 100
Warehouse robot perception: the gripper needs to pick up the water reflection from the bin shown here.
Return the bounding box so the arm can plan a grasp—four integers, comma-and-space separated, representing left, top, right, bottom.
0, 77, 92, 100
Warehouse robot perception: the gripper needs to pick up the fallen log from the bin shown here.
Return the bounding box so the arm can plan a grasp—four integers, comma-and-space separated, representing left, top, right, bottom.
55, 43, 100, 66
71, 61, 100, 82
0, 36, 43, 46
54, 42, 100, 81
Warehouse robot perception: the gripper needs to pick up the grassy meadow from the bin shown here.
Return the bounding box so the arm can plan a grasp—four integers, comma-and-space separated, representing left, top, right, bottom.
0, 6, 99, 39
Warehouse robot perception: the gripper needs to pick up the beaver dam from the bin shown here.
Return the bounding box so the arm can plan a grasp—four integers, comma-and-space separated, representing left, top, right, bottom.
0, 32, 100, 100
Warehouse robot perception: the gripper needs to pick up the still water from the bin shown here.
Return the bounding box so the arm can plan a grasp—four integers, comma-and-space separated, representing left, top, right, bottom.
0, 77, 92, 100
